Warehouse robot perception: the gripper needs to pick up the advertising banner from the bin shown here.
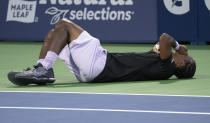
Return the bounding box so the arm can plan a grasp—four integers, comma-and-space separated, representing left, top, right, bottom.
198, 0, 210, 44
0, 0, 158, 43
157, 0, 197, 44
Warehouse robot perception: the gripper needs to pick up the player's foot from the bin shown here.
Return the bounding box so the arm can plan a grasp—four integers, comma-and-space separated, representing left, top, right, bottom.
8, 63, 55, 86
8, 71, 27, 86
15, 63, 55, 85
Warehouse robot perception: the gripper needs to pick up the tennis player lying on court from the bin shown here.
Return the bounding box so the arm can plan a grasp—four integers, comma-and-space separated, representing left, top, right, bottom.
8, 18, 196, 86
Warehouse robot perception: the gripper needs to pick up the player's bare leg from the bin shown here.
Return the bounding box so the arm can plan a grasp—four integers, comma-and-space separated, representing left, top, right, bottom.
8, 19, 84, 86
40, 19, 83, 69
8, 30, 55, 86
39, 29, 55, 59
47, 19, 84, 55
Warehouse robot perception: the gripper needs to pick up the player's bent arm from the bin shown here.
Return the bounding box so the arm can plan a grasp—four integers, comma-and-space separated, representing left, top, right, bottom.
159, 33, 176, 60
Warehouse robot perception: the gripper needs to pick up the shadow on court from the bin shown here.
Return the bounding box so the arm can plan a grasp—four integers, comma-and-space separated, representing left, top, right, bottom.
8, 78, 187, 88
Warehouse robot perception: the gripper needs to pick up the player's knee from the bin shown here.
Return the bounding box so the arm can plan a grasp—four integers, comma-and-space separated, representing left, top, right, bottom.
55, 21, 65, 30
55, 19, 66, 28
56, 18, 72, 26
60, 18, 73, 23
55, 19, 73, 32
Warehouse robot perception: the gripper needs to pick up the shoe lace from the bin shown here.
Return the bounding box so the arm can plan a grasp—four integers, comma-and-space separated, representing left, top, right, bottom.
33, 65, 39, 69
23, 65, 39, 71
24, 67, 32, 71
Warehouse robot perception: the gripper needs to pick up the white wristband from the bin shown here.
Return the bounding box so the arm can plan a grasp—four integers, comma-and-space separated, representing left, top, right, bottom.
155, 44, 160, 50
175, 41, 180, 51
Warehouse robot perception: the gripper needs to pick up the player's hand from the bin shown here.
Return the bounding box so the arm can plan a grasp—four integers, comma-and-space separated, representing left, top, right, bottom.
176, 45, 188, 56
153, 43, 160, 54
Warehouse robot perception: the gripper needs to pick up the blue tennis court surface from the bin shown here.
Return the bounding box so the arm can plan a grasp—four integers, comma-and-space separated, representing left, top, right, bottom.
0, 92, 210, 123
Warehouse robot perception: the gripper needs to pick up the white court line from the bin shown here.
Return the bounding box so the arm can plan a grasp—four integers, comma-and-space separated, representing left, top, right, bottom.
0, 106, 210, 115
0, 91, 210, 98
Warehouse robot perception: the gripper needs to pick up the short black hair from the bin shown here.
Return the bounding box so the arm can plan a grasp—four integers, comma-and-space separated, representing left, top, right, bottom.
174, 56, 196, 79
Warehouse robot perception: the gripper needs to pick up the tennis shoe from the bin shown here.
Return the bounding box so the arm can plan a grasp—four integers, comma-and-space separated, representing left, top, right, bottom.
8, 63, 55, 86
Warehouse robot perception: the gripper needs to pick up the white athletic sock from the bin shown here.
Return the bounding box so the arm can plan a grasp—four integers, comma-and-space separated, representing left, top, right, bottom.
37, 59, 44, 65
42, 51, 58, 70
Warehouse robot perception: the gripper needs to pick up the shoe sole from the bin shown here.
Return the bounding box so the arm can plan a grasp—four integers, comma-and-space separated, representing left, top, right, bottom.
8, 71, 55, 86
16, 76, 55, 85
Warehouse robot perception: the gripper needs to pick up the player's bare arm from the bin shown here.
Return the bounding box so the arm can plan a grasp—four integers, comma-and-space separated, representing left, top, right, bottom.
158, 33, 177, 60
153, 33, 188, 57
